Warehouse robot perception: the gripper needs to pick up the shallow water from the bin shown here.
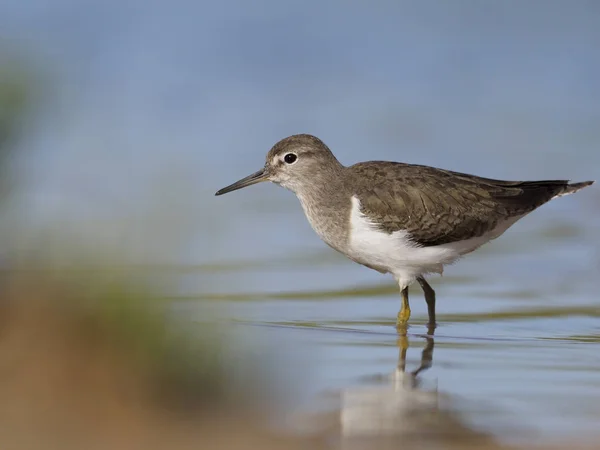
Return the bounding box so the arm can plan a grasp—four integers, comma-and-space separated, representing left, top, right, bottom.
2, 0, 600, 445
178, 202, 600, 444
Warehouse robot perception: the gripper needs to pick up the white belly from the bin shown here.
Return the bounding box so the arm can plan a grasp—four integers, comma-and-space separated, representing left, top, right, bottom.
347, 196, 521, 288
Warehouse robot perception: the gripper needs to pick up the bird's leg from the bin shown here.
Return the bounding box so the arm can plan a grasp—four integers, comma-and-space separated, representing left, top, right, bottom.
396, 286, 411, 325
417, 276, 436, 329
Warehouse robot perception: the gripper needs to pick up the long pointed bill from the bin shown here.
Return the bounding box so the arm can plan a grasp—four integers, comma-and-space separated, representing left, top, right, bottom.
215, 168, 269, 196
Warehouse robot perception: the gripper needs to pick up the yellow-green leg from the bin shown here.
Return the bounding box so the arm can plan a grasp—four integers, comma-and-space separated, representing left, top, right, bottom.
396, 286, 411, 325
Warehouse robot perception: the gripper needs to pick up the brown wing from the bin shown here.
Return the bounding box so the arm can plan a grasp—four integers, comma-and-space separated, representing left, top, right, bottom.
351, 162, 571, 246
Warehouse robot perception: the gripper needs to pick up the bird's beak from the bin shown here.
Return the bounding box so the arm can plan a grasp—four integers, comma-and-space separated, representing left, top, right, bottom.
215, 168, 269, 196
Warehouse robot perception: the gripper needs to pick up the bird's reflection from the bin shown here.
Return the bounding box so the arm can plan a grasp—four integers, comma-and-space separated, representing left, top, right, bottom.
338, 325, 439, 442
336, 325, 495, 449
333, 323, 508, 449
396, 324, 435, 381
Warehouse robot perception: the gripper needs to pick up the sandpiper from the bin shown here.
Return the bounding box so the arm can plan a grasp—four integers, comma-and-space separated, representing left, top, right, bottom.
215, 134, 594, 328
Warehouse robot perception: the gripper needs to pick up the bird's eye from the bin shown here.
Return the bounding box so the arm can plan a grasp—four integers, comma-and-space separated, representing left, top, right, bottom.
284, 153, 297, 164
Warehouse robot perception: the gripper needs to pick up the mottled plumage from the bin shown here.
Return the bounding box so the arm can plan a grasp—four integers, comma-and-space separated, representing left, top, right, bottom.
216, 134, 594, 329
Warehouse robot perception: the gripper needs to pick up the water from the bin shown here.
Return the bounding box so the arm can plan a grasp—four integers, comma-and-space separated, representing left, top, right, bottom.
1, 0, 600, 445
179, 221, 600, 443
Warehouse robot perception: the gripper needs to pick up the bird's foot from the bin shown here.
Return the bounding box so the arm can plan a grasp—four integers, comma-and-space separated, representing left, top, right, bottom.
396, 306, 411, 326
426, 322, 437, 336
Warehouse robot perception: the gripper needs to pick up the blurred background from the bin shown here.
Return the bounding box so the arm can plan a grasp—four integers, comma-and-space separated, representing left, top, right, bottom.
0, 0, 599, 449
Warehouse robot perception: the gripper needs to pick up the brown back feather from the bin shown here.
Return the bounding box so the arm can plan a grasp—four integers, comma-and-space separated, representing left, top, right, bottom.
351, 162, 592, 246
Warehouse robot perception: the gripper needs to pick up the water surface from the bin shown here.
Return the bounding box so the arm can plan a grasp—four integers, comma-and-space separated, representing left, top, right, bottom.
1, 0, 599, 445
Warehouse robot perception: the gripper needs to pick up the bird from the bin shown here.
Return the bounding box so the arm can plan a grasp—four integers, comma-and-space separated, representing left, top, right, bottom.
215, 134, 594, 329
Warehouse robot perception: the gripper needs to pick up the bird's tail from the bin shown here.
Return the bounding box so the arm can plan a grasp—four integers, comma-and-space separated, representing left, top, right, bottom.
554, 180, 595, 198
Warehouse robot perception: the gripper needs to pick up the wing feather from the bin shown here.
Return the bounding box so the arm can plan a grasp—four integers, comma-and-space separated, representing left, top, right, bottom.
351, 162, 566, 246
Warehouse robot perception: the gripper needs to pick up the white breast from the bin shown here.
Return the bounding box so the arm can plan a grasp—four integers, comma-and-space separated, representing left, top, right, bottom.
347, 196, 521, 288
